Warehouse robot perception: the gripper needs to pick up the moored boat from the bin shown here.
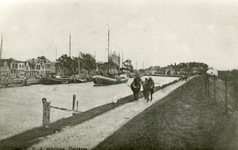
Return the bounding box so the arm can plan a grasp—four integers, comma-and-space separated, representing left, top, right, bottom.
67, 75, 87, 83
26, 78, 42, 85
75, 78, 87, 83
0, 79, 25, 88
42, 76, 69, 85
93, 74, 129, 86
93, 28, 129, 86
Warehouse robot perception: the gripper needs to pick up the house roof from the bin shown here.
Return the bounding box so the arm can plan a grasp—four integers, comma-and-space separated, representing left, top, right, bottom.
0, 58, 17, 68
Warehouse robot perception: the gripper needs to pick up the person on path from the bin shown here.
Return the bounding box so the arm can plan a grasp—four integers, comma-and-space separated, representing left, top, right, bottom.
131, 75, 143, 101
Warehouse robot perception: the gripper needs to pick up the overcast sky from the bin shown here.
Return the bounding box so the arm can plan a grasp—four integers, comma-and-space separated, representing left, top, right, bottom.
0, 0, 237, 70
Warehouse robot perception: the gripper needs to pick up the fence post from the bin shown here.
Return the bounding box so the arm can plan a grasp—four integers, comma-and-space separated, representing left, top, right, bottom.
236, 84, 238, 109
77, 101, 78, 111
225, 75, 228, 114
208, 75, 210, 97
42, 98, 50, 127
72, 94, 76, 111
205, 74, 207, 95
214, 75, 216, 101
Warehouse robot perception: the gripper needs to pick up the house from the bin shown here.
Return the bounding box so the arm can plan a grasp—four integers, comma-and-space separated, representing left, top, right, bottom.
25, 61, 31, 77
50, 62, 56, 74
28, 58, 54, 77
160, 66, 176, 75
0, 58, 18, 78
25, 61, 39, 77
26, 59, 40, 77
0, 59, 10, 79
17, 61, 26, 78
44, 61, 53, 76
1, 57, 55, 79
150, 66, 161, 75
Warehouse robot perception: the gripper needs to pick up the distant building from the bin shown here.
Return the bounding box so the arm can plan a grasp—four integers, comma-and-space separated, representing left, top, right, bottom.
0, 59, 10, 79
1, 57, 55, 78
160, 66, 176, 75
149, 66, 161, 75
0, 58, 18, 78
17, 61, 26, 78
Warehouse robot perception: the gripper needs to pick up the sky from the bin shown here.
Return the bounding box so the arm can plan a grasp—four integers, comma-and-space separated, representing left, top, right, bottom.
0, 0, 238, 70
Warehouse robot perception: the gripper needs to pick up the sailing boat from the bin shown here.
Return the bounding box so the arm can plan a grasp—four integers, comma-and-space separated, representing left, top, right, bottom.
68, 52, 87, 83
92, 28, 129, 86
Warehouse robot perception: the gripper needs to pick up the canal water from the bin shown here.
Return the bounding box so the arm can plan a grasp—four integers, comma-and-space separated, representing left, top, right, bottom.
0, 76, 179, 140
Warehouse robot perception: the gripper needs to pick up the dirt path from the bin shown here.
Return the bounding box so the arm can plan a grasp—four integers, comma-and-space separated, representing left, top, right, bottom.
31, 79, 191, 149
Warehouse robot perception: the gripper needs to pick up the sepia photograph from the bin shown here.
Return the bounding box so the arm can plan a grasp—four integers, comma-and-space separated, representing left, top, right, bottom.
0, 0, 238, 149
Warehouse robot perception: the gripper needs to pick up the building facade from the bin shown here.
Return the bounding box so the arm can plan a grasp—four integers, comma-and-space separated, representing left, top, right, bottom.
0, 58, 55, 79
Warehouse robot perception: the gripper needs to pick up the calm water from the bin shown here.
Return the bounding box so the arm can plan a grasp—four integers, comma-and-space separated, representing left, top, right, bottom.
0, 76, 179, 140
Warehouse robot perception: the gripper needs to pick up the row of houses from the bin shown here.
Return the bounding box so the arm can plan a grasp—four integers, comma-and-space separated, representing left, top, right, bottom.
141, 64, 207, 76
0, 58, 55, 79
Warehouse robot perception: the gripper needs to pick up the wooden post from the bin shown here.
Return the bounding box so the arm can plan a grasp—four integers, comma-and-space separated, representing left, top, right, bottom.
42, 98, 50, 127
225, 75, 228, 114
77, 101, 78, 111
214, 75, 216, 101
72, 94, 76, 111
236, 83, 238, 109
205, 74, 207, 95
208, 75, 210, 97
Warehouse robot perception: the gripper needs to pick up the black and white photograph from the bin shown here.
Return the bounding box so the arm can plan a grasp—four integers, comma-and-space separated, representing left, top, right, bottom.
0, 0, 238, 149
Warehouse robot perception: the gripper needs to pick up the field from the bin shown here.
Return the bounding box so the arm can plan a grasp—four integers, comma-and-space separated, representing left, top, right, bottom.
94, 75, 237, 150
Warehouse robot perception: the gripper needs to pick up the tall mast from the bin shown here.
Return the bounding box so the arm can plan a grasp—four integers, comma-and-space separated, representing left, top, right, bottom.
69, 33, 71, 57
118, 52, 121, 68
78, 38, 81, 74
78, 52, 80, 74
122, 53, 123, 67
0, 33, 3, 59
136, 60, 137, 70
108, 27, 110, 62
55, 46, 57, 61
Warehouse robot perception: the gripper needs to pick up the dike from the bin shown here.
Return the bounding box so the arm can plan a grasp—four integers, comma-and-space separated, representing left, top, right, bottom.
94, 75, 236, 150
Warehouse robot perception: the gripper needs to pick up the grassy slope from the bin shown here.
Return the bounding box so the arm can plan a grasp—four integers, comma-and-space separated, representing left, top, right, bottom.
94, 75, 232, 150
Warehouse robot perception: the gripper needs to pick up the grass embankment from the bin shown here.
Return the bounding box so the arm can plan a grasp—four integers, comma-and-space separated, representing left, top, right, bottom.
94, 75, 234, 150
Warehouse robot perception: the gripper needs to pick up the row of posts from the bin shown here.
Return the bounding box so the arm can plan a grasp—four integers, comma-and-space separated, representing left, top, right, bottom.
205, 74, 228, 114
42, 94, 78, 127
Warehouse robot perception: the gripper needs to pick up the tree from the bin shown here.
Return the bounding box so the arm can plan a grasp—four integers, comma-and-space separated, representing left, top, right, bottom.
37, 56, 49, 63
80, 52, 96, 73
56, 54, 73, 75
71, 57, 79, 74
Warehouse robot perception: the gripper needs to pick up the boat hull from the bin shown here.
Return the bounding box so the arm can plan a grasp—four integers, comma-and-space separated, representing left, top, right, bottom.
93, 75, 129, 86
75, 78, 87, 83
68, 77, 87, 83
42, 78, 69, 85
26, 78, 42, 84
0, 80, 25, 88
